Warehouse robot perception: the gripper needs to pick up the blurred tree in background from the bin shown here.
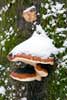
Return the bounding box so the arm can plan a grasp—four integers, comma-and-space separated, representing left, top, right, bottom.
0, 0, 67, 100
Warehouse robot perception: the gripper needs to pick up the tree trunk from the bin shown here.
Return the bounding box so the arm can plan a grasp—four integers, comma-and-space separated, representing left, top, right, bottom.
0, 0, 56, 100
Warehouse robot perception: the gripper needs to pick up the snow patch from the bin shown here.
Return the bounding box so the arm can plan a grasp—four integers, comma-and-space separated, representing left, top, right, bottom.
42, 13, 55, 19
41, 3, 44, 8
58, 47, 65, 53
23, 6, 36, 13
56, 28, 67, 33
2, 47, 6, 51
0, 17, 2, 21
0, 65, 2, 68
21, 97, 27, 100
55, 2, 64, 10
55, 69, 60, 74
5, 79, 8, 84
12, 0, 16, 4
0, 86, 6, 95
51, 2, 65, 13
57, 9, 66, 14
7, 3, 10, 7
22, 86, 25, 90
63, 55, 67, 60
4, 26, 14, 36
1, 39, 6, 46
56, 81, 60, 85
42, 2, 66, 20
63, 40, 67, 47
59, 34, 66, 37
45, 3, 49, 9
0, 1, 15, 15
57, 97, 60, 100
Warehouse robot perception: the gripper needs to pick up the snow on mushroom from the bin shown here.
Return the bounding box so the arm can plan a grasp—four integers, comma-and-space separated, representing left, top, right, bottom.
22, 6, 37, 23
7, 25, 59, 81
8, 25, 58, 64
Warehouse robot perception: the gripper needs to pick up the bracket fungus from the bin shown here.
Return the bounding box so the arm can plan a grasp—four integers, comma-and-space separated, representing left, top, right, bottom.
10, 66, 41, 81
7, 25, 58, 81
22, 6, 37, 23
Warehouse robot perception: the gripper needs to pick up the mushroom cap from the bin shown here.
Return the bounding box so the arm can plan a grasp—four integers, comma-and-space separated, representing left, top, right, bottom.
22, 6, 37, 23
34, 64, 48, 77
10, 67, 41, 81
7, 53, 54, 66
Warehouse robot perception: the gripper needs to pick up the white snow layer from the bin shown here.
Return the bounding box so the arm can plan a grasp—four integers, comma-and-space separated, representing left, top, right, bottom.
0, 86, 6, 95
23, 6, 36, 13
9, 25, 59, 58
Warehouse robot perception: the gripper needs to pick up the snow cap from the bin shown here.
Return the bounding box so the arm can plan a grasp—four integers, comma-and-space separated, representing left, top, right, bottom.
23, 6, 36, 13
9, 25, 58, 58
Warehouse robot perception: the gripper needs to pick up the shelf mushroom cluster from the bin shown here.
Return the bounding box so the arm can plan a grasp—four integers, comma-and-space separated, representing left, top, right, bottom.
7, 25, 58, 82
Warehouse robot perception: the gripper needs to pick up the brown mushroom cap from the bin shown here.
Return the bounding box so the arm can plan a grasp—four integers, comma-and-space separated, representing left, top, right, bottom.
22, 10, 37, 23
10, 67, 41, 81
34, 64, 48, 77
22, 6, 37, 23
7, 53, 54, 66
